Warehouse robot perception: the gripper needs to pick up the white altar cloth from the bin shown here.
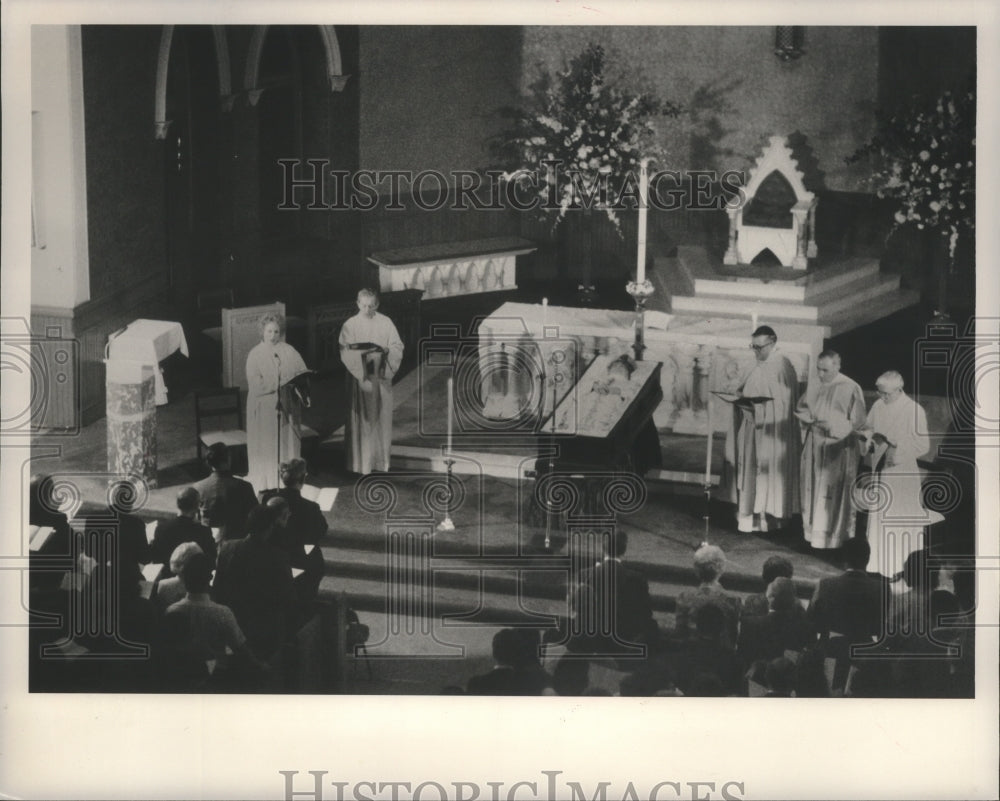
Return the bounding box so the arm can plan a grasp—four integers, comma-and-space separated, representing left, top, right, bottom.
106, 319, 189, 405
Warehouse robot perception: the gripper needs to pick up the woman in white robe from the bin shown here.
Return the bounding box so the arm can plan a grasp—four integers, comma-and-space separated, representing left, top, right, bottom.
245, 313, 308, 494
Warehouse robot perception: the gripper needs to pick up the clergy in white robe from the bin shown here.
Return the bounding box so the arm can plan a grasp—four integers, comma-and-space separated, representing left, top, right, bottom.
860, 371, 933, 578
723, 326, 801, 533
246, 314, 309, 494
795, 350, 866, 549
339, 289, 404, 474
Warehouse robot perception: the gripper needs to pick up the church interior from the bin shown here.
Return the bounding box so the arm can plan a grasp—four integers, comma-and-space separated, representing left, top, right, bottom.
19, 24, 983, 697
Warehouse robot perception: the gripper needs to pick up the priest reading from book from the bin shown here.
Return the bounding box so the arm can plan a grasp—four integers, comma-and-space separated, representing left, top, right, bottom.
794, 349, 867, 549
246, 313, 313, 495
720, 325, 801, 534
339, 288, 404, 474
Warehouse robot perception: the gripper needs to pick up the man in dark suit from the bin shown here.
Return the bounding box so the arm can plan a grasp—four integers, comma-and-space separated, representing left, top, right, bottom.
213, 505, 295, 663
28, 473, 76, 594
808, 536, 888, 643
571, 531, 658, 656
193, 442, 259, 541
150, 488, 217, 571
737, 577, 815, 669
466, 629, 548, 695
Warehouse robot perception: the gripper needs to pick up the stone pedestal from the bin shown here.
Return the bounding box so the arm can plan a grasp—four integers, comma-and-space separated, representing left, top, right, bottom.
105, 361, 157, 487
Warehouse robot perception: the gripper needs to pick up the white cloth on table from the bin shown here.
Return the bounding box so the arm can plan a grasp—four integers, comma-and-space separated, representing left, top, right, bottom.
107, 319, 189, 405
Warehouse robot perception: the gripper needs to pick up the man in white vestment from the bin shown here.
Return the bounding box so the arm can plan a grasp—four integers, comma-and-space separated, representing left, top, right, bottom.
859, 371, 933, 578
723, 325, 801, 533
795, 350, 867, 549
339, 289, 404, 474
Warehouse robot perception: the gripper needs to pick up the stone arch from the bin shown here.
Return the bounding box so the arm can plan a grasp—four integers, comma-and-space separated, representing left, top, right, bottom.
243, 24, 349, 98
154, 25, 235, 139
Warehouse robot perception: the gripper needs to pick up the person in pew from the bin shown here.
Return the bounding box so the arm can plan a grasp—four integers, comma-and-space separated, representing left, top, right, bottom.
673, 604, 743, 697
466, 629, 547, 695
762, 656, 797, 697
162, 551, 270, 691
246, 312, 311, 494
213, 505, 296, 665
194, 442, 259, 541
741, 555, 794, 619
338, 288, 404, 475
808, 536, 888, 690
793, 642, 831, 698
150, 488, 217, 571
673, 544, 742, 649
152, 542, 204, 615
572, 530, 659, 656
551, 656, 591, 696
106, 479, 152, 592
265, 458, 328, 606
737, 577, 816, 670
28, 473, 76, 595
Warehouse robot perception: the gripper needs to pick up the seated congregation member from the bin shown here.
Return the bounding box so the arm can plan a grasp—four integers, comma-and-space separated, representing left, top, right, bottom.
737, 577, 815, 669
742, 556, 794, 619
794, 643, 831, 698
150, 488, 217, 571
152, 542, 204, 615
673, 544, 742, 648
883, 548, 963, 698
574, 531, 658, 654
193, 442, 258, 541
808, 536, 887, 690
161, 552, 269, 691
762, 656, 797, 697
466, 629, 547, 695
28, 473, 76, 595
106, 478, 152, 592
269, 459, 328, 604
673, 604, 743, 697
213, 505, 295, 663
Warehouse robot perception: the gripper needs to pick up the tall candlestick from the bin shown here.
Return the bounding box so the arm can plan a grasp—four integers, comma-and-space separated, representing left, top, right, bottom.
636, 158, 650, 285
542, 297, 548, 329
446, 376, 454, 454
704, 397, 714, 485
751, 310, 759, 334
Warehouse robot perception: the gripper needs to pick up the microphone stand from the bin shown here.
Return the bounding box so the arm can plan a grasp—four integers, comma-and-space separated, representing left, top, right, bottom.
274, 351, 282, 489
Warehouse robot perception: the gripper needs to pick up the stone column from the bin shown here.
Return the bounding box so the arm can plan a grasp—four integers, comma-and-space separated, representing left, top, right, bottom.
807, 198, 819, 258
723, 207, 740, 265
792, 208, 809, 269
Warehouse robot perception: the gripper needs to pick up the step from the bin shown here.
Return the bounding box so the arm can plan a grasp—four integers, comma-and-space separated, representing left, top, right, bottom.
805, 273, 901, 317
801, 258, 882, 301
671, 293, 821, 322
823, 287, 922, 337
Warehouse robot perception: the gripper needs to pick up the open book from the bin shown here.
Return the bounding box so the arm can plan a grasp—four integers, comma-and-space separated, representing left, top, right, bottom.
301, 484, 338, 512
712, 391, 772, 407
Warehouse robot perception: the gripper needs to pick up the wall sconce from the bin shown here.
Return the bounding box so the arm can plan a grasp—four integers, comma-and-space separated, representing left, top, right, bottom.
774, 26, 805, 62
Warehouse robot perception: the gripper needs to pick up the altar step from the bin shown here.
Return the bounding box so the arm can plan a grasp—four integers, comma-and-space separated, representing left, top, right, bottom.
313, 533, 819, 629
663, 246, 921, 336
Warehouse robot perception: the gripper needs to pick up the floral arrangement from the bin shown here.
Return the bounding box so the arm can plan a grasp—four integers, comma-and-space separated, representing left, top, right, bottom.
494, 43, 681, 233
848, 89, 975, 263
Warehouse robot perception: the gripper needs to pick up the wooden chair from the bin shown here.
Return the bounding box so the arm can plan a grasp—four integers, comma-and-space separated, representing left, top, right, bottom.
194, 388, 247, 466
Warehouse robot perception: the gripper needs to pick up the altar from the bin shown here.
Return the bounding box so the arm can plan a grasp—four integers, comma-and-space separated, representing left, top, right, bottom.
478, 301, 826, 436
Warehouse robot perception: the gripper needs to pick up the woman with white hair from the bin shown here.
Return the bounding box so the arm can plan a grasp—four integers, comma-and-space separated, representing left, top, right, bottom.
674, 543, 743, 648
245, 312, 309, 494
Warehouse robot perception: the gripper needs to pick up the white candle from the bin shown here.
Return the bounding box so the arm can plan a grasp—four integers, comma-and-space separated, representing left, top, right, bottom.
751, 310, 759, 334
636, 158, 649, 285
704, 397, 714, 485
542, 297, 548, 328
446, 376, 454, 454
